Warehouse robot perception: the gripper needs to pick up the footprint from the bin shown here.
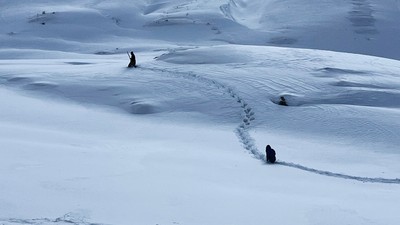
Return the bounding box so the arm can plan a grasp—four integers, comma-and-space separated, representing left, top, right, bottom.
244, 108, 252, 113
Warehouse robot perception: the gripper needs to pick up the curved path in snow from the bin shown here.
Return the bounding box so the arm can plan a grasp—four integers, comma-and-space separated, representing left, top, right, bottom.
277, 161, 400, 184
141, 65, 400, 184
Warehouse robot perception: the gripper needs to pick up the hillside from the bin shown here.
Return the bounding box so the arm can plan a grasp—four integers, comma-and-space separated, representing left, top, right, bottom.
1, 1, 400, 225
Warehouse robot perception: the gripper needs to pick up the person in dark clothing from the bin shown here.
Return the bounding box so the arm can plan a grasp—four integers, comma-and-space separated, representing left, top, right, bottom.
128, 51, 136, 68
265, 145, 276, 163
278, 96, 287, 106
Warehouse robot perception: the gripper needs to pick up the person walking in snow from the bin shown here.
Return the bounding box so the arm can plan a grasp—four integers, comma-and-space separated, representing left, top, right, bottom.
266, 145, 276, 163
127, 51, 136, 68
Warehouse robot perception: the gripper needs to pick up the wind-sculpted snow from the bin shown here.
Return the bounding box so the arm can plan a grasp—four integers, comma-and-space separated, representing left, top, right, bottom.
1, 0, 400, 223
0, 213, 106, 225
143, 63, 400, 185
219, 0, 400, 59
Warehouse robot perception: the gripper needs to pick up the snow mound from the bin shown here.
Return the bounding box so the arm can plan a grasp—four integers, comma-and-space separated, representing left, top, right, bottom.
23, 81, 58, 90
129, 101, 160, 114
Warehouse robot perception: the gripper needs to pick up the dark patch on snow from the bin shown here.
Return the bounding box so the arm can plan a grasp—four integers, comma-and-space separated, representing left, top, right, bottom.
94, 51, 117, 55
7, 77, 34, 83
348, 0, 378, 35
28, 11, 57, 25
147, 16, 198, 27
268, 37, 298, 45
332, 80, 388, 89
129, 102, 158, 114
322, 90, 400, 108
65, 62, 93, 65
23, 82, 58, 90
0, 213, 108, 225
318, 67, 367, 75
270, 94, 302, 107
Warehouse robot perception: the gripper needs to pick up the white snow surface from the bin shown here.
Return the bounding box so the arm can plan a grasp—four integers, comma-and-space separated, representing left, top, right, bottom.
1, 0, 400, 225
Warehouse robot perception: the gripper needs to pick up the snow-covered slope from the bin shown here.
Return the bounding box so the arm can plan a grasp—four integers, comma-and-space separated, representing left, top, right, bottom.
1, 1, 400, 225
1, 0, 400, 59
223, 0, 400, 59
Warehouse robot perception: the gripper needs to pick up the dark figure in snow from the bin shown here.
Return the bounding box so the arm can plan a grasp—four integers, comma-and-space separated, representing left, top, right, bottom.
127, 51, 136, 68
278, 96, 287, 106
266, 145, 276, 163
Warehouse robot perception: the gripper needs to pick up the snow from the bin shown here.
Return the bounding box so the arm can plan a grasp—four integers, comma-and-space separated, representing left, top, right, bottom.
1, 0, 400, 225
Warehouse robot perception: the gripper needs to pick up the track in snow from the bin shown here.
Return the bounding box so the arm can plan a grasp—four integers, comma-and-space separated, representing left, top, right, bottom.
277, 161, 400, 184
140, 64, 400, 184
140, 64, 260, 155
0, 213, 106, 225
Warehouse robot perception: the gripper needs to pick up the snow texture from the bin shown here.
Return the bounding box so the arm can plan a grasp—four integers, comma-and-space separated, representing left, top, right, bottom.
1, 0, 400, 225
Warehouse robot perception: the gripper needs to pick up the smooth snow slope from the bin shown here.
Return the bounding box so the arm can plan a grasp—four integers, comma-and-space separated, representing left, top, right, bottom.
1, 0, 400, 225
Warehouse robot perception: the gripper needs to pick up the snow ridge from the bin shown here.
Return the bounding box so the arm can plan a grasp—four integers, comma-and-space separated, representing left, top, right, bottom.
142, 64, 400, 184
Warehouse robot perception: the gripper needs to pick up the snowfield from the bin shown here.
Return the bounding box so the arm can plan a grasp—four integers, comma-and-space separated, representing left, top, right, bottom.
1, 1, 400, 225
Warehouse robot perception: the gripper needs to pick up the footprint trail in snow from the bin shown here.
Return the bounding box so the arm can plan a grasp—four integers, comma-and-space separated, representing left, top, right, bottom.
140, 65, 400, 184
